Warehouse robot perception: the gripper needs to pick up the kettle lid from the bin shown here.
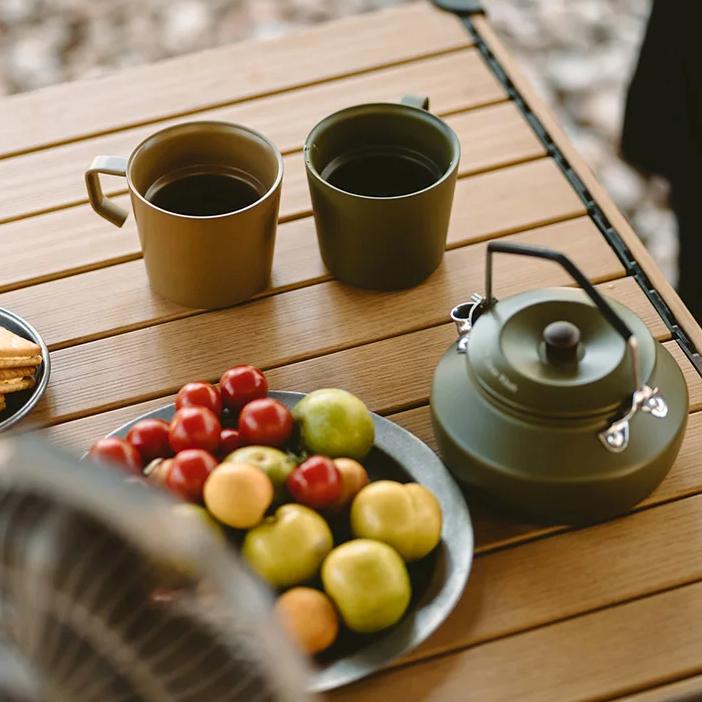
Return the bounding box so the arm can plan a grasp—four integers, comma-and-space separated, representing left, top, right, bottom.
468, 286, 657, 418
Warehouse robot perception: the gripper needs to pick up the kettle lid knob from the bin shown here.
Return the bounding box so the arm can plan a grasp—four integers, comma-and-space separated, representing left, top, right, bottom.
543, 320, 581, 363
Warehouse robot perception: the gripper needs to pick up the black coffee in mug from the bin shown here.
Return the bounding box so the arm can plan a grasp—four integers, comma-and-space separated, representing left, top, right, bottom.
146, 167, 263, 216
321, 146, 442, 198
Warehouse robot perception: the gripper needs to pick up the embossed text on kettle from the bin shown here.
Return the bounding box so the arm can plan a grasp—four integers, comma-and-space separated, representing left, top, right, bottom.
485, 357, 518, 393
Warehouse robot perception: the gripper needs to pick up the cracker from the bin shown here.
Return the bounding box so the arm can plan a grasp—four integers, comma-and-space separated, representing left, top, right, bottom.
0, 328, 40, 358
0, 355, 42, 369
0, 377, 35, 394
0, 367, 35, 381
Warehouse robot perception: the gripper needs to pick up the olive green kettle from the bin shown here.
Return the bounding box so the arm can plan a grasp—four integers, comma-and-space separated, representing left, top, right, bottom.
431, 241, 688, 524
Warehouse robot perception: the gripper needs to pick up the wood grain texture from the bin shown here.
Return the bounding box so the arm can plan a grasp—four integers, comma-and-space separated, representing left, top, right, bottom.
42, 321, 689, 456
43, 271, 660, 450
0, 2, 470, 157
0, 158, 582, 350
472, 14, 702, 355
389, 395, 702, 552
668, 342, 702, 412
616, 674, 702, 701
0, 50, 507, 224
330, 579, 702, 702
0, 101, 544, 294
0, 194, 139, 292
21, 217, 626, 425
403, 493, 702, 665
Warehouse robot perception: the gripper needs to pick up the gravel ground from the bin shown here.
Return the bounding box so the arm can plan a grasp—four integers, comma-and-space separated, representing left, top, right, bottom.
0, 0, 676, 281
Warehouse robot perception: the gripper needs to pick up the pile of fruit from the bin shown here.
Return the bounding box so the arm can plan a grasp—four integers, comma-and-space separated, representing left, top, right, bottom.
88, 365, 443, 656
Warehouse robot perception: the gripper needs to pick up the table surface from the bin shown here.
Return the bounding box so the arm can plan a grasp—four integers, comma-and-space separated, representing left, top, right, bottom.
3, 3, 702, 700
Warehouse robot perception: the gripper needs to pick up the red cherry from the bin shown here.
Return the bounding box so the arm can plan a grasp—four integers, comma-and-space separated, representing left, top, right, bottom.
127, 418, 172, 463
220, 365, 268, 411
176, 382, 222, 416
238, 398, 293, 447
169, 406, 221, 454
88, 437, 143, 475
219, 428, 243, 457
286, 455, 342, 509
165, 449, 217, 502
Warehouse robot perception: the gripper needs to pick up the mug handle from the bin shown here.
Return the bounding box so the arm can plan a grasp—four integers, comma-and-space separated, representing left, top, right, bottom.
85, 155, 130, 227
401, 94, 430, 110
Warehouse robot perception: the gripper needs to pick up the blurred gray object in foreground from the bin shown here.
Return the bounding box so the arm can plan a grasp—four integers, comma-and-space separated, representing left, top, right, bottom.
0, 436, 312, 702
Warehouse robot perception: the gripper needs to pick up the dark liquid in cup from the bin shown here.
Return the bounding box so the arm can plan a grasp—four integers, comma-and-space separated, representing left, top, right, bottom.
321, 147, 442, 197
146, 170, 263, 216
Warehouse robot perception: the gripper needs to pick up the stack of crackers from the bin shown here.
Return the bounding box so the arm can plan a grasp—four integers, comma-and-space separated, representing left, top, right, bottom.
0, 327, 41, 411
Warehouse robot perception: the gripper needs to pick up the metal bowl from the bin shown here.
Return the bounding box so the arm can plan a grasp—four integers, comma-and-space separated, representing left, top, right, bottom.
107, 390, 473, 692
0, 308, 51, 432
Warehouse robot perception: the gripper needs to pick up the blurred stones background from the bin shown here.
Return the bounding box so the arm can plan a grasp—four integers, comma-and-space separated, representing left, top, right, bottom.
0, 0, 676, 280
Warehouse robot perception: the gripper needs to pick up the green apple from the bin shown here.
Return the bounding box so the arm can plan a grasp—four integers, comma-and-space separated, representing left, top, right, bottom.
242, 504, 333, 588
321, 539, 410, 633
350, 481, 442, 561
225, 446, 295, 496
293, 388, 375, 459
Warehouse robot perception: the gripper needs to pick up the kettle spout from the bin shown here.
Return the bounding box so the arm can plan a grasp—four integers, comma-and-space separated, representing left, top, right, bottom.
450, 293, 486, 353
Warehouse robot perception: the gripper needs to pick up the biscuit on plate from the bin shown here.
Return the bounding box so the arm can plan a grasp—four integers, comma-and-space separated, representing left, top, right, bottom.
0, 355, 42, 368
0, 327, 40, 358
0, 377, 35, 394
0, 367, 36, 380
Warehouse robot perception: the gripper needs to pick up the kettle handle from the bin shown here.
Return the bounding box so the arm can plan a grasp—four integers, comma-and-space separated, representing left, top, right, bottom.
485, 241, 633, 342
484, 241, 669, 452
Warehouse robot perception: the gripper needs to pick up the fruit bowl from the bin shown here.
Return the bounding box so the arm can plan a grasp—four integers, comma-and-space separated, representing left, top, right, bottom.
107, 390, 473, 692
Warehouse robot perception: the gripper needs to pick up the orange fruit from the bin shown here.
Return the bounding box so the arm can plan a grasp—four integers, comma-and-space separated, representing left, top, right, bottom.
275, 587, 339, 655
328, 457, 370, 511
203, 462, 273, 528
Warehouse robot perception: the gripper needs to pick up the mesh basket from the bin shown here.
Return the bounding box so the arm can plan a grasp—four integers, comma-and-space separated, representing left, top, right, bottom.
0, 437, 312, 702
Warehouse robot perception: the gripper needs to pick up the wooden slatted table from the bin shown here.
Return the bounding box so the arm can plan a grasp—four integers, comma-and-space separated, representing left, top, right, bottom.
4, 3, 702, 700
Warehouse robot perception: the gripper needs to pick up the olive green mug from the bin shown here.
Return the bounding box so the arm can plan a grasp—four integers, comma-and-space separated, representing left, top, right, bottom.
304, 96, 460, 290
85, 121, 283, 309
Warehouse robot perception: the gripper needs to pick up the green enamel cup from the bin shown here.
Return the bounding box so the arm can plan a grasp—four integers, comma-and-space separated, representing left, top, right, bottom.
304, 97, 460, 290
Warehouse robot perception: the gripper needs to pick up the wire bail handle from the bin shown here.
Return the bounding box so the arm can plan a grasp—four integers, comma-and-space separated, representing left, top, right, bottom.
478, 241, 668, 452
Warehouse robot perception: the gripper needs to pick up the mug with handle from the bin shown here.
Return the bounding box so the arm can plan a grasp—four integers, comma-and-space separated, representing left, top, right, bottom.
85, 120, 283, 309
304, 96, 460, 290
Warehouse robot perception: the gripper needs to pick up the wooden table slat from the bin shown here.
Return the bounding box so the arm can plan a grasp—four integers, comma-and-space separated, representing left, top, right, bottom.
28, 216, 630, 425
0, 158, 582, 350
0, 49, 507, 224
402, 492, 702, 665
0, 3, 470, 158
616, 674, 702, 701
44, 321, 688, 459
0, 100, 545, 295
329, 578, 702, 702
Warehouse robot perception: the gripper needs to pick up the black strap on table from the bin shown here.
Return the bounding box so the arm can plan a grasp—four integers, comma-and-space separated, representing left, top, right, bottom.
431, 0, 702, 376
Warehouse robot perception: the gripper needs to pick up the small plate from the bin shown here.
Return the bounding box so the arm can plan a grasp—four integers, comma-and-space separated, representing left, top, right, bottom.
107, 390, 473, 692
0, 308, 51, 432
